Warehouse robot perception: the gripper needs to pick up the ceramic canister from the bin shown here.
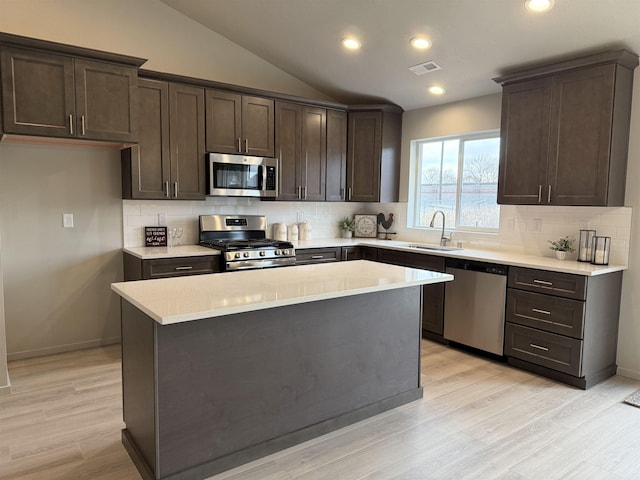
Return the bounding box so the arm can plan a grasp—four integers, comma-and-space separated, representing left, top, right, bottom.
273, 222, 287, 241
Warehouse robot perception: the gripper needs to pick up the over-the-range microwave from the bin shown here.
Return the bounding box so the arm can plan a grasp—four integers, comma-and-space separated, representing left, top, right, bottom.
207, 153, 278, 198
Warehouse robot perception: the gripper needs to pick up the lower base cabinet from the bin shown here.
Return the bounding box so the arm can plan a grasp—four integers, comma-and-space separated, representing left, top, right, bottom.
505, 266, 622, 389
124, 252, 220, 280
374, 249, 446, 341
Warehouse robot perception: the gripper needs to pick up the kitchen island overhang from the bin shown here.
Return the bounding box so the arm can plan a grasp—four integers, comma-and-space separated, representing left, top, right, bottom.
112, 260, 452, 480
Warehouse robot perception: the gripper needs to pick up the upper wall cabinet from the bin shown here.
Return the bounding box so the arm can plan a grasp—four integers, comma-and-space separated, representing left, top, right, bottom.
494, 50, 638, 206
346, 106, 402, 203
122, 79, 205, 200
275, 101, 326, 201
325, 109, 348, 202
205, 90, 274, 157
0, 35, 144, 144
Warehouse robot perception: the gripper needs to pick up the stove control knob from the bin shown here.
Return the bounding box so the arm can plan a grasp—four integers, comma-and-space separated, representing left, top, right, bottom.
274, 250, 280, 256
283, 249, 290, 255
234, 252, 241, 259
260, 251, 266, 257
243, 252, 250, 258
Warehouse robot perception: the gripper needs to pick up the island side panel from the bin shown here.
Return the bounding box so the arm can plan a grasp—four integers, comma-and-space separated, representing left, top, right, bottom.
121, 300, 158, 477
154, 286, 422, 479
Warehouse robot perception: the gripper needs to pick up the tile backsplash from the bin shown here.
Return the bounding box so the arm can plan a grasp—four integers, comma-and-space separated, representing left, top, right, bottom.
123, 199, 632, 265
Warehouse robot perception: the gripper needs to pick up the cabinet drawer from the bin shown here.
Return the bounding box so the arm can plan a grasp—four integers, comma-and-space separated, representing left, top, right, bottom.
505, 323, 583, 376
296, 247, 341, 265
508, 267, 586, 300
506, 289, 585, 339
142, 256, 220, 279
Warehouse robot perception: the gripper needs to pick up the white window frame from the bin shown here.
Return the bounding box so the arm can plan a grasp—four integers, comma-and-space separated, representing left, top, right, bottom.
408, 129, 501, 233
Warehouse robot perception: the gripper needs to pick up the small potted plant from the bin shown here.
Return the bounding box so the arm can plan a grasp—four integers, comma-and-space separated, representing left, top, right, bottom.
338, 217, 356, 238
548, 236, 576, 260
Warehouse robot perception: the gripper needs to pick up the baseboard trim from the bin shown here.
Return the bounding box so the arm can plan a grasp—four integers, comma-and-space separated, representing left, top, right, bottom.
7, 336, 120, 361
0, 377, 11, 396
616, 367, 640, 381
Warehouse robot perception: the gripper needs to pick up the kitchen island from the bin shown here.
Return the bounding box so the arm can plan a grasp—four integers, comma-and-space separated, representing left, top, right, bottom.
111, 260, 452, 480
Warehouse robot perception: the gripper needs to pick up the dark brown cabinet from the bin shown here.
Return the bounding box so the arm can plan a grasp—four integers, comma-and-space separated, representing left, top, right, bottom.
1, 47, 138, 143
295, 247, 341, 265
124, 252, 220, 281
275, 101, 326, 201
205, 90, 274, 157
326, 109, 348, 201
505, 266, 623, 389
495, 50, 638, 206
375, 249, 446, 340
346, 106, 402, 203
122, 80, 205, 200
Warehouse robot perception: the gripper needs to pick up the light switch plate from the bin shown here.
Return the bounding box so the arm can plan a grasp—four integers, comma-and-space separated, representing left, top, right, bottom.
63, 213, 74, 228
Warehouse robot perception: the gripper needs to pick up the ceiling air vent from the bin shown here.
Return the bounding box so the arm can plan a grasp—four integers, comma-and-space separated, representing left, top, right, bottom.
408, 60, 442, 76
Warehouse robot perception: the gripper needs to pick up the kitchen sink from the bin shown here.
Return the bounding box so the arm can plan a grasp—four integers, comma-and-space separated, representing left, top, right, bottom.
405, 244, 463, 252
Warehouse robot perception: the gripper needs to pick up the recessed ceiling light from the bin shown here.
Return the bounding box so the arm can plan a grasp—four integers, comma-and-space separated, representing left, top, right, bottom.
410, 37, 432, 50
525, 0, 554, 12
428, 86, 446, 95
342, 37, 362, 50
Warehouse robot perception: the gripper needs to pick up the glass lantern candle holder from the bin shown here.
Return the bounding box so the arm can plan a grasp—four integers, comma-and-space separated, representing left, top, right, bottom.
578, 229, 596, 262
591, 236, 611, 265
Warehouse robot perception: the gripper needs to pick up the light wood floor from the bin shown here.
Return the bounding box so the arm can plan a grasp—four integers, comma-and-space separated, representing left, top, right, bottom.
1, 341, 639, 480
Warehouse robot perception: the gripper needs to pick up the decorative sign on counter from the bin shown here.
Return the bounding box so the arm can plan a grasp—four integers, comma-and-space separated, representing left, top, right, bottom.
145, 226, 168, 247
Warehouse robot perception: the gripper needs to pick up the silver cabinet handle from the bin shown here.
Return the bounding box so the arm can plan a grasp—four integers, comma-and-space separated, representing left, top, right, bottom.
533, 279, 553, 286
530, 343, 549, 352
303, 186, 307, 200
311, 255, 324, 259
164, 181, 170, 198
244, 139, 249, 153
532, 308, 551, 315
174, 266, 193, 271
548, 185, 552, 203
69, 114, 74, 135
81, 115, 86, 136
174, 182, 178, 198
538, 185, 542, 203
237, 138, 242, 152
348, 187, 352, 201
340, 188, 344, 200
297, 186, 302, 199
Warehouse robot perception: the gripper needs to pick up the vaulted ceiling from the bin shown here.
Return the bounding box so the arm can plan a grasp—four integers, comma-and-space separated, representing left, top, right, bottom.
160, 0, 640, 111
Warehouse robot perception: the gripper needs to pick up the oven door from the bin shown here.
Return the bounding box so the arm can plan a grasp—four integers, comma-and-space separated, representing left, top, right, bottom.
208, 153, 277, 198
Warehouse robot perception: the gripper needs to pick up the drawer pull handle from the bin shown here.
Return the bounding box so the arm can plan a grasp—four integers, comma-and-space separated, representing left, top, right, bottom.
174, 266, 193, 271
530, 343, 549, 352
533, 279, 553, 286
311, 255, 324, 259
531, 308, 551, 315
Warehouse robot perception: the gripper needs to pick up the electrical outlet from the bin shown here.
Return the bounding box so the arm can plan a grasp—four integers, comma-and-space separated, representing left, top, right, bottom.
158, 213, 167, 226
63, 213, 74, 228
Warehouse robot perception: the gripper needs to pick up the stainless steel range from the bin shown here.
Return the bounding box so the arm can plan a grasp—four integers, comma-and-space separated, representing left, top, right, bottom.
199, 215, 296, 271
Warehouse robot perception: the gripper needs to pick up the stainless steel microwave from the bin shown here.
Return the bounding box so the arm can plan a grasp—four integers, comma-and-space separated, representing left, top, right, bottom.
207, 153, 278, 198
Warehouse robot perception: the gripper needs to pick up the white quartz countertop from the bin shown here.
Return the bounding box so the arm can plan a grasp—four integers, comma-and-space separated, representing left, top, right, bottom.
111, 260, 452, 325
124, 245, 220, 259
124, 238, 626, 276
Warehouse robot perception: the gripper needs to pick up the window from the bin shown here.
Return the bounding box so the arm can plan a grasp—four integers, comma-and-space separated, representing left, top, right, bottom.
410, 131, 500, 232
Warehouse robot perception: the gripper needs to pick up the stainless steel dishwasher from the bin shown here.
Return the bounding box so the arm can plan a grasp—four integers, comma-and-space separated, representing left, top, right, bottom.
443, 258, 508, 355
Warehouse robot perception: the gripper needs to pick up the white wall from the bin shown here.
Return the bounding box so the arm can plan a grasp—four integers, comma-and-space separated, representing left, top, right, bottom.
0, 233, 9, 394
0, 144, 123, 359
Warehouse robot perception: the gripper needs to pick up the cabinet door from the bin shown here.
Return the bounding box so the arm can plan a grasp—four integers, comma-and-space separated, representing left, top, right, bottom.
347, 111, 382, 202
275, 101, 303, 200
302, 106, 326, 201
1, 48, 75, 137
123, 79, 170, 199
169, 84, 206, 200
205, 89, 242, 154
548, 65, 616, 206
497, 78, 552, 204
242, 95, 274, 157
326, 110, 347, 201
74, 59, 137, 142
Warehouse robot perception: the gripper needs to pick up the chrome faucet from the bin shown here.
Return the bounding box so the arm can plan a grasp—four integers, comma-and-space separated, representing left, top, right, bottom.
429, 210, 452, 246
